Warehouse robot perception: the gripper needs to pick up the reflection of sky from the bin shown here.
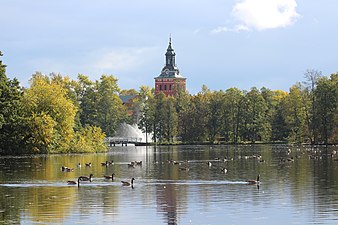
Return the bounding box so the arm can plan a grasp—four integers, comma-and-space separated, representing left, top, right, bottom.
1, 145, 338, 224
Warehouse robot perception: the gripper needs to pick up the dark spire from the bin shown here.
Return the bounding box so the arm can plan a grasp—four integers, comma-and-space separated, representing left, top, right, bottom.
165, 36, 175, 67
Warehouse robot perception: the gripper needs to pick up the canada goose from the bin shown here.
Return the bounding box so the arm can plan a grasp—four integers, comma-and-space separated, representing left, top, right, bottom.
101, 161, 109, 166
127, 163, 135, 168
246, 174, 260, 185
179, 167, 189, 171
104, 173, 115, 181
85, 162, 92, 167
121, 178, 135, 186
68, 178, 81, 187
67, 180, 77, 185
208, 161, 212, 167
101, 161, 113, 166
61, 166, 74, 172
79, 174, 93, 182
77, 163, 81, 168
287, 157, 294, 162
135, 161, 142, 166
220, 167, 228, 173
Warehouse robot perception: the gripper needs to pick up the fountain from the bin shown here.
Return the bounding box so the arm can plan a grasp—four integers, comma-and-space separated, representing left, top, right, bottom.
114, 123, 152, 144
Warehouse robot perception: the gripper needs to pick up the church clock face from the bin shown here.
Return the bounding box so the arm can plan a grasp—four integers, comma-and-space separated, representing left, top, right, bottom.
164, 69, 169, 75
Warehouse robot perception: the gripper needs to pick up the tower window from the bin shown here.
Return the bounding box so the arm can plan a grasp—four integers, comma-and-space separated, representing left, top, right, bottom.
169, 84, 172, 90
159, 85, 162, 90
164, 85, 167, 90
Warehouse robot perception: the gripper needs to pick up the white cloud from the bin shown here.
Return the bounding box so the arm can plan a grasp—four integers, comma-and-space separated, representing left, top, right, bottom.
94, 47, 156, 71
232, 0, 300, 31
211, 24, 250, 33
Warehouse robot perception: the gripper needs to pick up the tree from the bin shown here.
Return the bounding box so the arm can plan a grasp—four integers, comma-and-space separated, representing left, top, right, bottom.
283, 83, 308, 143
206, 91, 223, 142
22, 73, 78, 153
96, 75, 126, 136
243, 87, 269, 143
0, 51, 25, 154
163, 96, 178, 143
138, 86, 154, 143
314, 75, 337, 144
270, 90, 289, 141
78, 75, 126, 136
303, 69, 322, 144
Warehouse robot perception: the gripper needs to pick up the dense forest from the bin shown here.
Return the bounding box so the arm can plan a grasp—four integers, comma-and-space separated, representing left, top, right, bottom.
0, 51, 337, 155
138, 72, 337, 145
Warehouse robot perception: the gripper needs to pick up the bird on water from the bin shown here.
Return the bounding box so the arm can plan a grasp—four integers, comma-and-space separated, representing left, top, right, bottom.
104, 173, 115, 181
121, 178, 135, 187
78, 174, 93, 182
246, 174, 260, 185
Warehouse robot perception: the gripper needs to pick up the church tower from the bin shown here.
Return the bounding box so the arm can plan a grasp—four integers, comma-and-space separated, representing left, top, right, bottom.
154, 38, 186, 96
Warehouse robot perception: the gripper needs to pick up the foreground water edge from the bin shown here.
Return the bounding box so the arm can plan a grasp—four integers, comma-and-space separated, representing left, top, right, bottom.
1, 144, 338, 224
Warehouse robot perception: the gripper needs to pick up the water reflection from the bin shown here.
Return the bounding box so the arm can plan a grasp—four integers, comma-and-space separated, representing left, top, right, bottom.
0, 145, 338, 224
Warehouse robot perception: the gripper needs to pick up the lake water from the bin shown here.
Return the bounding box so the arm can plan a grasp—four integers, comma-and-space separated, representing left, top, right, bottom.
1, 145, 338, 225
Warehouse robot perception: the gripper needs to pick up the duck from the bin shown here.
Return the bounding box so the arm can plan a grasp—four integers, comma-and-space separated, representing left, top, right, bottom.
104, 173, 115, 181
246, 174, 260, 185
78, 174, 93, 182
121, 178, 135, 186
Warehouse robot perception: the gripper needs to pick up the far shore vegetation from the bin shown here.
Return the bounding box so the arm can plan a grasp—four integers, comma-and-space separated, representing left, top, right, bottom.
0, 51, 337, 155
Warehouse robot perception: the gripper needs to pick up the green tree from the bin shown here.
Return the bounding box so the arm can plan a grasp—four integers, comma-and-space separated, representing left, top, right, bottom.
77, 75, 126, 136
96, 75, 126, 136
206, 91, 223, 142
0, 51, 25, 154
314, 74, 337, 144
283, 83, 308, 143
243, 87, 269, 142
220, 88, 244, 143
303, 69, 322, 144
270, 90, 289, 141
137, 86, 154, 143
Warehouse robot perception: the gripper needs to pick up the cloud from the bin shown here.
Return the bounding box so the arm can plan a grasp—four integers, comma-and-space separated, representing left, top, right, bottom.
232, 0, 300, 31
93, 47, 156, 72
211, 24, 250, 34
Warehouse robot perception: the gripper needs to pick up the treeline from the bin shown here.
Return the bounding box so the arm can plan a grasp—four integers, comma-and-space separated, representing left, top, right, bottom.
1, 51, 337, 155
0, 52, 129, 155
138, 70, 338, 145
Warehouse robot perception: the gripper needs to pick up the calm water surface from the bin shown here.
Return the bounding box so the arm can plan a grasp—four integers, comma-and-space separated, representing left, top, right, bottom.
1, 145, 338, 224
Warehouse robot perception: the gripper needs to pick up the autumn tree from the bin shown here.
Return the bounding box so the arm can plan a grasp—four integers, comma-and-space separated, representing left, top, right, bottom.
22, 73, 78, 153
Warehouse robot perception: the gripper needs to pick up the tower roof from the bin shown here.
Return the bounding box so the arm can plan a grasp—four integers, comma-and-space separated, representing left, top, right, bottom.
155, 38, 186, 79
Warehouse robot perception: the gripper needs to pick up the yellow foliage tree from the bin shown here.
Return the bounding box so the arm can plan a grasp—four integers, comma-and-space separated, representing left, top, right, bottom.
23, 73, 77, 153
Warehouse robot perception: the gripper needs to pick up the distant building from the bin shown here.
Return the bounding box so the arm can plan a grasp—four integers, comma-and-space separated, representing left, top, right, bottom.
154, 38, 186, 96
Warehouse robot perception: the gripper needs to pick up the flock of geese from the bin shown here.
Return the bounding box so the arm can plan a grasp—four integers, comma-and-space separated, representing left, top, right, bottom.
60, 147, 338, 188
64, 161, 139, 187
63, 158, 261, 188
66, 173, 136, 188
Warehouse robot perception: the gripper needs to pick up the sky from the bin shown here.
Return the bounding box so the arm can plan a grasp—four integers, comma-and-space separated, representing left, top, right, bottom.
1, 0, 338, 94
